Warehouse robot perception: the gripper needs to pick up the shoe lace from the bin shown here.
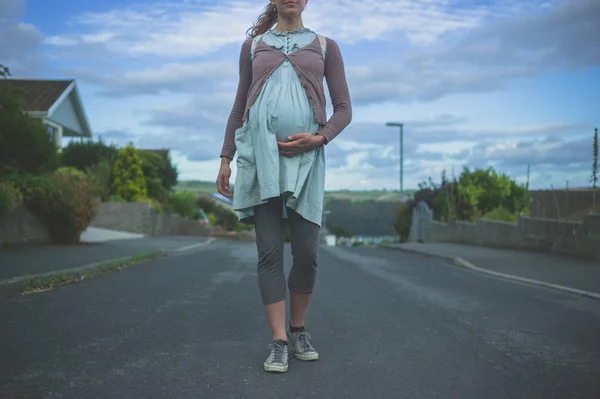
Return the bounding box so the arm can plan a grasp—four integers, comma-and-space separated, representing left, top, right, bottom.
296, 332, 313, 350
267, 341, 286, 362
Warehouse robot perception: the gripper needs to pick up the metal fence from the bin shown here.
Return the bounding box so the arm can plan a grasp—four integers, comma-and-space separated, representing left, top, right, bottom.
410, 201, 433, 242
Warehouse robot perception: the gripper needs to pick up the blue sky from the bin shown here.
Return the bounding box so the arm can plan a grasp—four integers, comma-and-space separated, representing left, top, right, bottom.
2, 0, 599, 190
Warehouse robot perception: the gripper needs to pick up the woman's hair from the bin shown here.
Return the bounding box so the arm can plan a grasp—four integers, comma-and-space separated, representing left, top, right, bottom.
247, 3, 278, 38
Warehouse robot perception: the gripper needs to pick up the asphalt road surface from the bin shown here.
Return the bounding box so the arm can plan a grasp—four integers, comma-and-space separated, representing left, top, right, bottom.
1, 240, 599, 399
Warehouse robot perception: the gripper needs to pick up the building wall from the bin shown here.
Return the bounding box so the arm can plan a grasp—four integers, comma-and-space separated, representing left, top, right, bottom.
49, 92, 84, 136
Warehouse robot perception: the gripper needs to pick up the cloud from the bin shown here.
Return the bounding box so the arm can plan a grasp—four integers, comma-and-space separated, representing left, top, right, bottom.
0, 0, 44, 77
43, 0, 508, 59
49, 0, 599, 108
468, 136, 588, 168
44, 1, 260, 58
347, 0, 600, 104
63, 61, 235, 97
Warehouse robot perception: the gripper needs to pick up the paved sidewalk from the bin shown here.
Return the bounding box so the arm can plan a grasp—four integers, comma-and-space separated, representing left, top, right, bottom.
381, 242, 600, 296
0, 236, 210, 282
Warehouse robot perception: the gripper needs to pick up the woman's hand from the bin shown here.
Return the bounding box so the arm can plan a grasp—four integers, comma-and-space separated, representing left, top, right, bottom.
216, 157, 232, 198
277, 133, 326, 157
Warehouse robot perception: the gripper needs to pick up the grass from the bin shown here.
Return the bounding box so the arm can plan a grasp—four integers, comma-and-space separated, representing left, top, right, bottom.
19, 251, 163, 294
175, 180, 416, 202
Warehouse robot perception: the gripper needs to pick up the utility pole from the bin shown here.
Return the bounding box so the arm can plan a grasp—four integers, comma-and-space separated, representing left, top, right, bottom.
386, 122, 404, 201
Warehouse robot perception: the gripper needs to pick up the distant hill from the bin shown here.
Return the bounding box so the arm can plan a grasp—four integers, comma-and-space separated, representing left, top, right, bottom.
174, 180, 414, 202
174, 180, 221, 194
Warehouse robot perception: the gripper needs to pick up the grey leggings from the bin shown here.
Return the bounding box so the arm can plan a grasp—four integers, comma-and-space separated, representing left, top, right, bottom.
253, 197, 321, 305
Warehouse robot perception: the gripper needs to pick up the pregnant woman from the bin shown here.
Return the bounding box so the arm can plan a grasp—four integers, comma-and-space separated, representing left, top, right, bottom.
217, 0, 351, 373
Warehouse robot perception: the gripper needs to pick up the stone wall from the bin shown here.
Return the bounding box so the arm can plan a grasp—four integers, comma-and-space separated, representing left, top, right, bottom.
427, 214, 600, 260
0, 206, 50, 246
0, 201, 211, 246
90, 202, 212, 237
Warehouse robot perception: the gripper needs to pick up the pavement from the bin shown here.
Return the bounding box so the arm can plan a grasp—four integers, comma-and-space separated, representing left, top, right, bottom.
1, 241, 599, 398
380, 242, 600, 299
80, 226, 146, 242
0, 235, 211, 282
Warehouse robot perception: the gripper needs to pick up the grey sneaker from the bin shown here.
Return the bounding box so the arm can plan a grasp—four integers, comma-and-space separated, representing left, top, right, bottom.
287, 330, 319, 361
263, 339, 289, 373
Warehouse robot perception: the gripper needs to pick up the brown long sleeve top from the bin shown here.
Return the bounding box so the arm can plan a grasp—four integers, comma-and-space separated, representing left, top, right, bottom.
220, 34, 352, 160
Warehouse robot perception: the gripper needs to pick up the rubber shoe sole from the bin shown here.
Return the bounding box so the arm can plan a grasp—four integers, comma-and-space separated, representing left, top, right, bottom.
263, 362, 289, 373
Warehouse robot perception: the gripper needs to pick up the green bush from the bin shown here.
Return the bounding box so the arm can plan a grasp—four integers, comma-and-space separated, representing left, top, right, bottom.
136, 196, 164, 212
60, 138, 119, 173
483, 206, 518, 223
209, 204, 250, 232
0, 89, 58, 175
86, 159, 112, 201
421, 166, 530, 223
393, 198, 415, 242
137, 150, 170, 202
168, 191, 198, 219
109, 194, 126, 202
0, 180, 23, 218
112, 145, 147, 201
9, 171, 95, 243
196, 194, 216, 213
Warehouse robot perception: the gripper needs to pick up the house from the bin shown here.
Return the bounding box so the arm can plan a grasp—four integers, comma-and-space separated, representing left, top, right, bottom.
0, 79, 92, 148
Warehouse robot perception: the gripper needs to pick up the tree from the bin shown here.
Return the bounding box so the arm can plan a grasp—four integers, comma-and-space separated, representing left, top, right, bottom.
111, 145, 147, 201
0, 87, 58, 175
0, 64, 11, 79
60, 137, 119, 172
328, 222, 352, 238
136, 149, 179, 202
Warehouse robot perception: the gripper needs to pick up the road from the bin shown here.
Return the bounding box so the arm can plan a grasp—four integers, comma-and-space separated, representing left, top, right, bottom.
1, 240, 599, 398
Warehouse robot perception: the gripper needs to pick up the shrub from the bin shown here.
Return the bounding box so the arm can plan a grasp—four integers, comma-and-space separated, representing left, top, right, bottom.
31, 170, 95, 243
112, 145, 147, 201
210, 204, 244, 231
137, 150, 170, 202
196, 194, 216, 213
0, 180, 23, 218
60, 138, 119, 173
86, 159, 112, 201
9, 171, 95, 243
168, 191, 198, 219
136, 196, 164, 212
483, 206, 518, 223
393, 198, 415, 242
109, 194, 126, 202
0, 88, 58, 175
9, 172, 55, 204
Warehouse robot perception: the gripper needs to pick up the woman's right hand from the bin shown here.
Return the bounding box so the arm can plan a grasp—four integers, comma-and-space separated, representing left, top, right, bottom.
216, 157, 233, 198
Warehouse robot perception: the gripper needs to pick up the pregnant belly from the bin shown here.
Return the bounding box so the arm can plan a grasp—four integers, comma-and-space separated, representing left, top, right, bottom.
270, 87, 313, 141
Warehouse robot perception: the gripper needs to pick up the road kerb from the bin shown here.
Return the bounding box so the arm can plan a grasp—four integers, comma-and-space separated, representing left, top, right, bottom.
0, 238, 216, 300
451, 256, 600, 300
379, 244, 600, 301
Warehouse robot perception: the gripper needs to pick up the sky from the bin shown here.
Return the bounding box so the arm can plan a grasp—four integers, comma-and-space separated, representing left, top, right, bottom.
1, 0, 599, 190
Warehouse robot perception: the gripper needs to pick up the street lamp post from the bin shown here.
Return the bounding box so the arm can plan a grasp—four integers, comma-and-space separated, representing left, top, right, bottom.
386, 122, 404, 200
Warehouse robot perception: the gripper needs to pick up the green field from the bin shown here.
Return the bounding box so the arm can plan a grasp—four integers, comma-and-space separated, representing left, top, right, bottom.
175, 180, 414, 202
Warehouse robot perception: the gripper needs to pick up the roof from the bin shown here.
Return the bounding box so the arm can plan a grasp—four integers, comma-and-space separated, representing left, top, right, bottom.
0, 79, 74, 112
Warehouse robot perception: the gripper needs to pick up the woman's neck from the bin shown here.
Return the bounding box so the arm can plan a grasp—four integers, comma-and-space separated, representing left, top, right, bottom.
273, 17, 304, 32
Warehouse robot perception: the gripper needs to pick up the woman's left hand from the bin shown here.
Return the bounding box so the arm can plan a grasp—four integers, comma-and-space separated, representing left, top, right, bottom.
278, 133, 326, 157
